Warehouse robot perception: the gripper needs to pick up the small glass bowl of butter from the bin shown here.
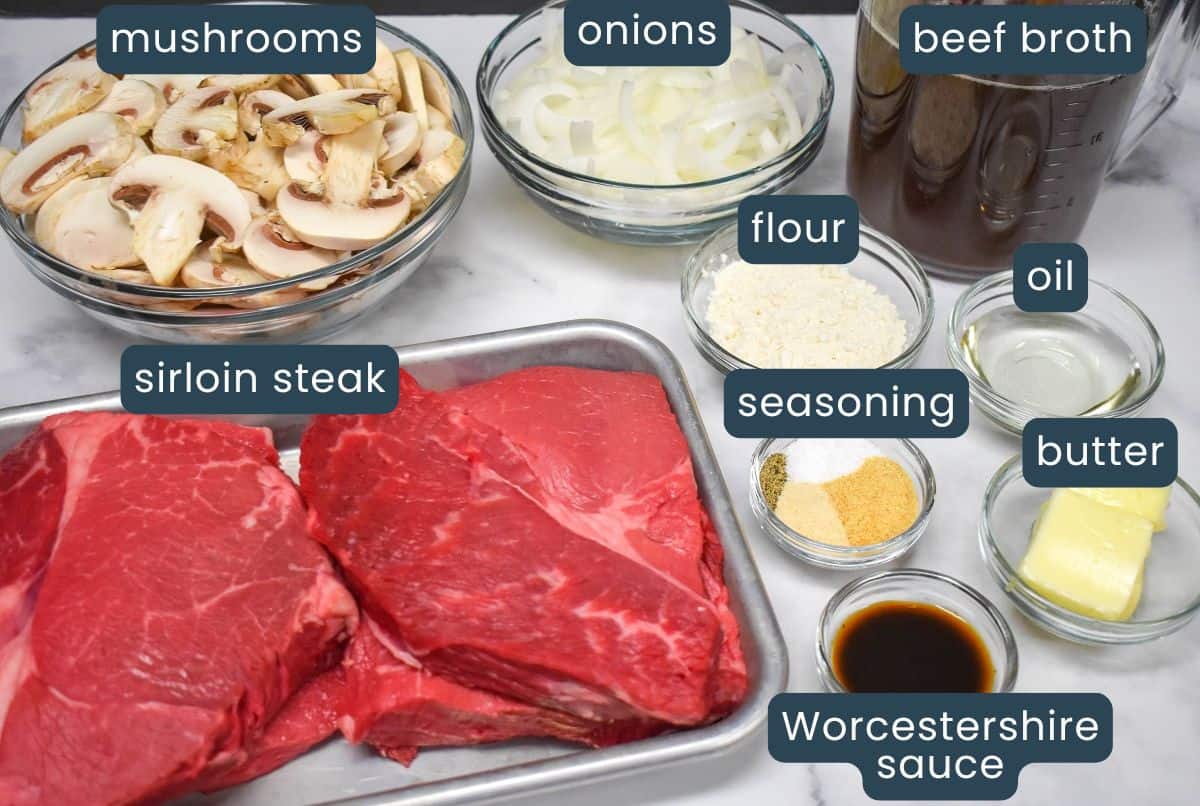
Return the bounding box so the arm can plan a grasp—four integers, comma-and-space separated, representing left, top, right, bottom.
979, 456, 1200, 644
946, 274, 1165, 434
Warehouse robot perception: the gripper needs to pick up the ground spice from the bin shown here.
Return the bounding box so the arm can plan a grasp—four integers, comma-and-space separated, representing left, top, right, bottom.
825, 456, 918, 546
759, 453, 788, 509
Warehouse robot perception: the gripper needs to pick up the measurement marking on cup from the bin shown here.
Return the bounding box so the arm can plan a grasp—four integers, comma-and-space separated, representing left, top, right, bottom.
1025, 207, 1063, 216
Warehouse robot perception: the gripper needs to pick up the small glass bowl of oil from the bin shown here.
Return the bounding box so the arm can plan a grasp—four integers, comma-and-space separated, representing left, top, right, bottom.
946, 273, 1165, 433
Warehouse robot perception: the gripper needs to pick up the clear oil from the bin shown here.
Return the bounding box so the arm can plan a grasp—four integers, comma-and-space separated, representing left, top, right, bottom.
961, 308, 1142, 416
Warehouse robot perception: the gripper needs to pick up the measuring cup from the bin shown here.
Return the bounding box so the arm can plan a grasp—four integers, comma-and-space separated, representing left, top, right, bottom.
846, 0, 1200, 279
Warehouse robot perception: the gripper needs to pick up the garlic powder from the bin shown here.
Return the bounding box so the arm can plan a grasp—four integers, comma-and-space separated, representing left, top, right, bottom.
703, 261, 907, 368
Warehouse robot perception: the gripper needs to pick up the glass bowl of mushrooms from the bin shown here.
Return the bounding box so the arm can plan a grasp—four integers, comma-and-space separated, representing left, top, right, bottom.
0, 19, 472, 343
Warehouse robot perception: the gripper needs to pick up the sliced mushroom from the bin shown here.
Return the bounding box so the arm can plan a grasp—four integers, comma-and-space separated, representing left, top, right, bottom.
152, 86, 239, 160
393, 50, 428, 132
0, 148, 14, 174
95, 267, 155, 285
130, 75, 206, 104
225, 137, 289, 202
0, 112, 134, 214
261, 89, 395, 147
227, 287, 310, 309
276, 74, 312, 100
302, 74, 343, 94
203, 74, 279, 94
201, 131, 249, 175
109, 154, 252, 285
336, 38, 401, 101
22, 53, 114, 142
242, 214, 346, 290
379, 111, 421, 176
417, 57, 453, 120
35, 177, 138, 270
118, 135, 152, 168
283, 130, 326, 182
238, 89, 294, 136
240, 188, 268, 217
427, 105, 452, 132
180, 248, 269, 289
94, 79, 166, 136
397, 129, 465, 214
276, 119, 410, 250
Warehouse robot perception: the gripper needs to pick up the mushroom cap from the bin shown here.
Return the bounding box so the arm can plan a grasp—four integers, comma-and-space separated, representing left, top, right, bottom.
242, 214, 346, 290
22, 54, 114, 142
0, 148, 14, 174
109, 154, 253, 285
94, 79, 166, 136
152, 86, 240, 159
34, 176, 139, 270
239, 89, 295, 136
261, 89, 395, 147
0, 111, 135, 214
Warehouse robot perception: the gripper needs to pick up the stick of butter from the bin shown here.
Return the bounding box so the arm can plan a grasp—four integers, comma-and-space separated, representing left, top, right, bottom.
1019, 489, 1153, 622
1070, 487, 1171, 532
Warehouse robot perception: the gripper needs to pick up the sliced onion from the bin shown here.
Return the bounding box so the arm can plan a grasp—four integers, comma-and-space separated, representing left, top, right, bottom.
494, 22, 816, 183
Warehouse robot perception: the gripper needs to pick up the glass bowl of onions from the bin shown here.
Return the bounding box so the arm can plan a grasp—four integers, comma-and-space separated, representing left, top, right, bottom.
477, 0, 834, 245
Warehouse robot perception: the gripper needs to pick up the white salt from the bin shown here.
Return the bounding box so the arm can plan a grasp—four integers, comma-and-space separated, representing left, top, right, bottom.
781, 438, 883, 484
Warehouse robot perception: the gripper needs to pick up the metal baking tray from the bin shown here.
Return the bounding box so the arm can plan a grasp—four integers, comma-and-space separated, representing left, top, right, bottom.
0, 319, 788, 805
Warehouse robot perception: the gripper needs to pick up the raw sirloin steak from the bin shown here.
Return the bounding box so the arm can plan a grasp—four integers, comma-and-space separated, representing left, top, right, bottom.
302, 366, 747, 756
0, 412, 357, 805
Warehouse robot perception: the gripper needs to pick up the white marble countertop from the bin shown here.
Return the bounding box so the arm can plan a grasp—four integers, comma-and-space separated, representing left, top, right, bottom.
1, 12, 1198, 806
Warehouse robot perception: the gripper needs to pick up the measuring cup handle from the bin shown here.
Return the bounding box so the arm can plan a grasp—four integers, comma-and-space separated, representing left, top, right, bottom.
1109, 0, 1200, 171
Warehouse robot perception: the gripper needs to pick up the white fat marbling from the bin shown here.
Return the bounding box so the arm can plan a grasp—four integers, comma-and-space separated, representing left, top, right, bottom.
0, 14, 1197, 806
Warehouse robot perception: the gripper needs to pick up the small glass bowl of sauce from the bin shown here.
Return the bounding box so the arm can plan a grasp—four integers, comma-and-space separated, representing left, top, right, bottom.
817, 569, 1019, 693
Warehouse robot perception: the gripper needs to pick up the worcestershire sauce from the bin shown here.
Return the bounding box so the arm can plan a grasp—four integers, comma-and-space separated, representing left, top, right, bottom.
832, 601, 994, 692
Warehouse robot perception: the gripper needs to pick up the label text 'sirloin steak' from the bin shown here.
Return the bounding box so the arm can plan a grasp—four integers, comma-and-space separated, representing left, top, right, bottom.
302, 367, 747, 754
0, 413, 357, 805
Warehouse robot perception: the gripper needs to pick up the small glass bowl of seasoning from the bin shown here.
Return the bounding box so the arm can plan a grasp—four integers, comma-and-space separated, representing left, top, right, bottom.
817, 569, 1019, 693
682, 221, 933, 374
946, 273, 1165, 433
750, 437, 934, 569
980, 456, 1200, 644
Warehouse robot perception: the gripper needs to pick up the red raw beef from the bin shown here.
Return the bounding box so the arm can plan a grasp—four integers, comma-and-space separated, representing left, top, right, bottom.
204, 667, 346, 791
338, 617, 658, 760
0, 412, 357, 805
302, 367, 747, 753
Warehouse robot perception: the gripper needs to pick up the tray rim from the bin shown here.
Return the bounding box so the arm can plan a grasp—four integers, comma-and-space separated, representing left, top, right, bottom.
0, 318, 788, 805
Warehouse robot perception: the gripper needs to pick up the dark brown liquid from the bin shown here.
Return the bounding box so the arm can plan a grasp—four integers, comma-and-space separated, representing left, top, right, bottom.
832, 601, 994, 692
846, 4, 1146, 277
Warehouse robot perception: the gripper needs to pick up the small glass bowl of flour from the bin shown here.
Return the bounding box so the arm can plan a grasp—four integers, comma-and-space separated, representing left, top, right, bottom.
682, 222, 933, 373
749, 436, 936, 569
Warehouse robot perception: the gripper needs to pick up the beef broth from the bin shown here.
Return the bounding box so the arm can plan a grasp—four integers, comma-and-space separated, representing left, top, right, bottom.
846, 3, 1146, 278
